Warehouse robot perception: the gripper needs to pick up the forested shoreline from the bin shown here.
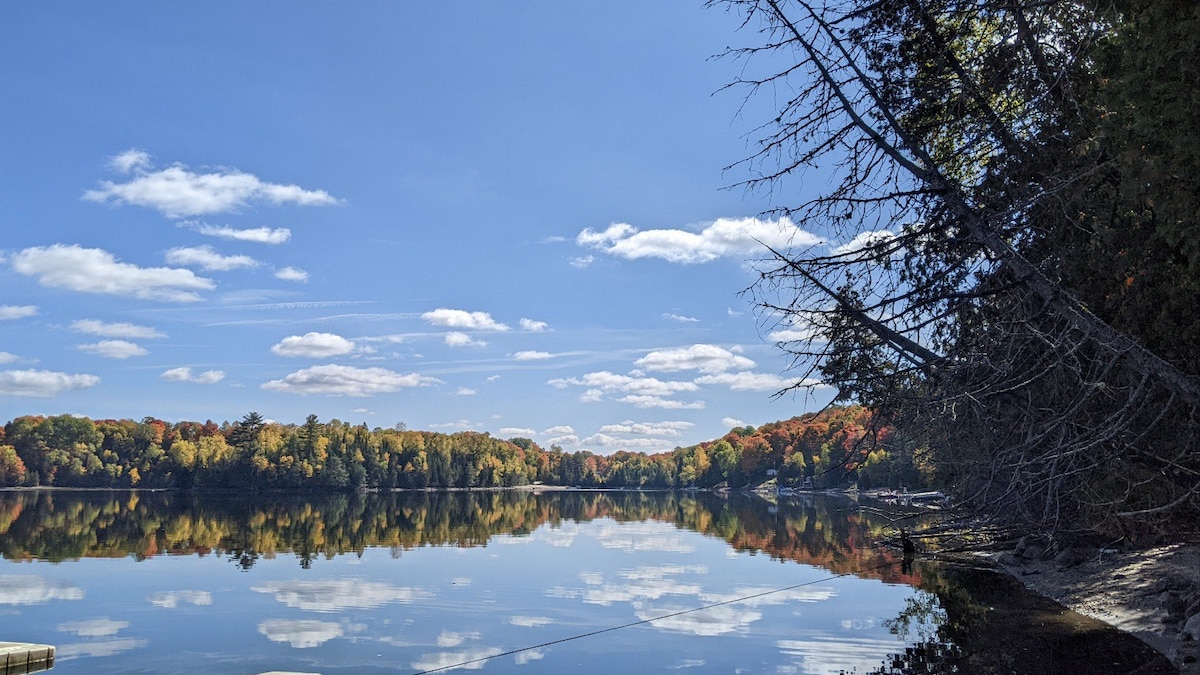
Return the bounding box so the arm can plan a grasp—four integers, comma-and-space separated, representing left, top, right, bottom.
0, 406, 926, 492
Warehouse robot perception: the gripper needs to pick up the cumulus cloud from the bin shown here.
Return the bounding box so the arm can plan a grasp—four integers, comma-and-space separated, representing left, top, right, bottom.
635, 344, 755, 374
84, 151, 339, 218
615, 395, 706, 410
570, 255, 595, 269
261, 364, 440, 396
160, 367, 226, 384
0, 370, 100, 397
78, 340, 148, 359
545, 434, 580, 446
71, 319, 165, 339
275, 266, 309, 282
519, 318, 548, 332
577, 217, 822, 264
0, 352, 16, 364
444, 332, 486, 348
271, 332, 356, 358
722, 417, 748, 429
499, 427, 536, 436
831, 229, 896, 256
12, 244, 214, 302
422, 308, 509, 331
597, 421, 693, 437
456, 387, 477, 396
548, 371, 698, 398
109, 148, 151, 174
696, 371, 825, 392
166, 245, 260, 271
187, 221, 292, 244
543, 425, 574, 435
512, 350, 553, 361
0, 305, 38, 320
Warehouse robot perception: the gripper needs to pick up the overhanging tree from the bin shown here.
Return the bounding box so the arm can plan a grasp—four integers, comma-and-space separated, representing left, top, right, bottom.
714, 0, 1200, 535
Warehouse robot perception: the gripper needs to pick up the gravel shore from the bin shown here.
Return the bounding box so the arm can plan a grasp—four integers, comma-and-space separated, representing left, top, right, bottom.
994, 543, 1200, 673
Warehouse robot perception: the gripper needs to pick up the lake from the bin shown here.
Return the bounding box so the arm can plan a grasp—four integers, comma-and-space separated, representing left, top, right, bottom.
0, 490, 1170, 674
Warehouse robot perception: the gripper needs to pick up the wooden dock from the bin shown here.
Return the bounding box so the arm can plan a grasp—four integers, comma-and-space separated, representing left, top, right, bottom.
0, 643, 54, 674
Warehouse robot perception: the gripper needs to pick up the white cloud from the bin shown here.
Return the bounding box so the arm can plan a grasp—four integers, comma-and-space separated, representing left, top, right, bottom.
109, 148, 151, 174
581, 434, 677, 449
84, 152, 339, 218
696, 371, 824, 392
663, 313, 699, 323
635, 344, 755, 374
543, 425, 574, 434
0, 370, 100, 397
422, 308, 510, 331
166, 245, 260, 271
456, 387, 477, 396
597, 421, 693, 436
78, 340, 148, 359
57, 618, 129, 637
722, 417, 748, 429
499, 427, 536, 436
445, 332, 486, 348
258, 619, 343, 649
275, 266, 309, 282
570, 255, 595, 268
0, 352, 16, 364
548, 371, 699, 398
519, 318, 548, 332
831, 229, 896, 256
512, 350, 553, 361
615, 395, 706, 409
71, 319, 165, 339
253, 579, 432, 612
261, 364, 440, 396
12, 244, 214, 302
0, 305, 38, 320
545, 434, 580, 446
187, 221, 292, 244
271, 332, 356, 358
577, 217, 823, 264
515, 649, 545, 665
160, 367, 226, 384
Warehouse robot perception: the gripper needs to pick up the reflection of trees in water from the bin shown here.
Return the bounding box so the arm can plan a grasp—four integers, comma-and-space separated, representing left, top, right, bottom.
0, 490, 914, 582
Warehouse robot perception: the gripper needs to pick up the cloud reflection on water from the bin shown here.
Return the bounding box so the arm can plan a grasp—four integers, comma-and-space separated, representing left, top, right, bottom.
147, 589, 212, 608
0, 575, 84, 605
258, 618, 344, 648
252, 578, 433, 612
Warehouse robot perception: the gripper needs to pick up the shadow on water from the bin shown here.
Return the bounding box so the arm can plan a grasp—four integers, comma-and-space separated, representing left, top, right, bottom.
0, 488, 1175, 673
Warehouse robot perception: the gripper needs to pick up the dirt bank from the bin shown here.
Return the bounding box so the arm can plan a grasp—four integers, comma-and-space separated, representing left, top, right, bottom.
993, 543, 1200, 673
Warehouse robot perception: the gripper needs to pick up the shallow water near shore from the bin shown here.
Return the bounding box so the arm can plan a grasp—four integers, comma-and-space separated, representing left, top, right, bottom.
0, 490, 1173, 673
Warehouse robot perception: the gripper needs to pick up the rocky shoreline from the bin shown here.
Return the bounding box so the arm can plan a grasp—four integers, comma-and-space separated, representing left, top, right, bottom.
989, 541, 1200, 673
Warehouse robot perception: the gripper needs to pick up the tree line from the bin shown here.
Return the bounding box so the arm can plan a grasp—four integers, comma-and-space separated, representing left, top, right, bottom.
0, 406, 926, 492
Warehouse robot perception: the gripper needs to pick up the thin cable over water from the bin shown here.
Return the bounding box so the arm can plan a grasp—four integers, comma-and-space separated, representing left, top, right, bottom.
411, 559, 898, 674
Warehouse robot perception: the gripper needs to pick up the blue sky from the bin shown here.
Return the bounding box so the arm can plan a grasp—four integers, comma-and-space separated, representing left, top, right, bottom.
1, 2, 837, 454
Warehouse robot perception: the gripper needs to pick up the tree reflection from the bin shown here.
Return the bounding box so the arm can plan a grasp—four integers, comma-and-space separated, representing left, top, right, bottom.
0, 490, 917, 583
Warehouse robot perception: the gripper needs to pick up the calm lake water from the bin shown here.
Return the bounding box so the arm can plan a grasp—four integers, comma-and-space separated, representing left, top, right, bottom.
0, 490, 1170, 674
